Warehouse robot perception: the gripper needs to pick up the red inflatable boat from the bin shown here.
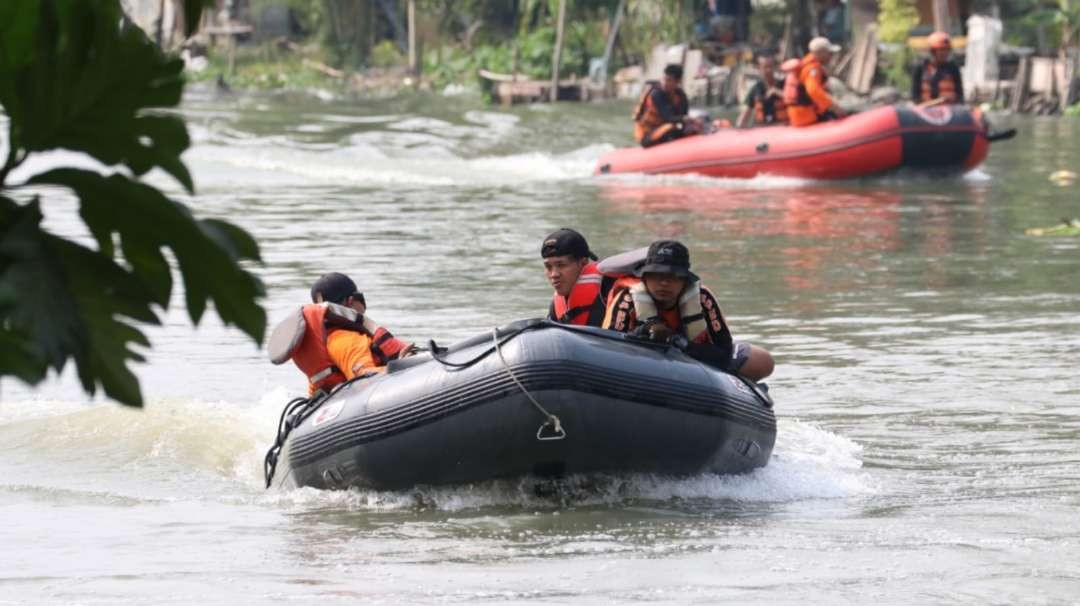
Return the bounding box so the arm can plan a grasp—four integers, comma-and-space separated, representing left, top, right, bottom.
595, 104, 1009, 180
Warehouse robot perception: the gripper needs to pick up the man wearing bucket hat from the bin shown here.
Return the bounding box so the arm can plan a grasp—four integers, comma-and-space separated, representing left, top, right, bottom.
602, 241, 774, 382
782, 36, 846, 127
912, 31, 964, 105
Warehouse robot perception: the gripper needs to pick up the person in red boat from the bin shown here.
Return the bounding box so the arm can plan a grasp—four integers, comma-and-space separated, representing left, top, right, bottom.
912, 31, 964, 105
633, 64, 702, 147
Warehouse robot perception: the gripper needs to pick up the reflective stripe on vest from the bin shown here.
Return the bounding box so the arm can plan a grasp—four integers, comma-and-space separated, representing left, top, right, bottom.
627, 280, 707, 342
552, 262, 604, 326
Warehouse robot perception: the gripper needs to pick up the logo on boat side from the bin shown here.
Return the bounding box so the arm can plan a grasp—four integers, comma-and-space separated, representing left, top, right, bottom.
913, 105, 954, 126
727, 374, 751, 394
312, 400, 345, 427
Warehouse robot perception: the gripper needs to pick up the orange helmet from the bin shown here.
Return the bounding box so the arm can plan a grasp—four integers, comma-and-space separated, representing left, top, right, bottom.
928, 31, 951, 50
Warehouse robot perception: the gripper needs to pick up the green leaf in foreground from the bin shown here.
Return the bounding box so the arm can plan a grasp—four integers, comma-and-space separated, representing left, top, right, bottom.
0, 0, 267, 406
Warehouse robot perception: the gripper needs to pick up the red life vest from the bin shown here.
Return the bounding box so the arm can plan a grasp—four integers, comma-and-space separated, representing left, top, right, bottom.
551, 262, 606, 326
271, 303, 410, 392
368, 323, 409, 365
292, 304, 351, 392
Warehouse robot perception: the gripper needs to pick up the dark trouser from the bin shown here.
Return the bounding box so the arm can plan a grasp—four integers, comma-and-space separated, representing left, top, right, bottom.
640, 123, 687, 148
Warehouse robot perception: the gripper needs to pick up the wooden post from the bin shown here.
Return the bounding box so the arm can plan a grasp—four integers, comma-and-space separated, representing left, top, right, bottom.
1012, 55, 1030, 113
932, 0, 949, 33
407, 0, 418, 75
600, 0, 627, 83
550, 0, 567, 102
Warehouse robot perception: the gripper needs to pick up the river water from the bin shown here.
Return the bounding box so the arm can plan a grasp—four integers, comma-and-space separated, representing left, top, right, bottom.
2, 89, 1079, 604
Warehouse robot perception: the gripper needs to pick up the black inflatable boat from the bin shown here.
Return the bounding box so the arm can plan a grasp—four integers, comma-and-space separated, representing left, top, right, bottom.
264, 320, 776, 491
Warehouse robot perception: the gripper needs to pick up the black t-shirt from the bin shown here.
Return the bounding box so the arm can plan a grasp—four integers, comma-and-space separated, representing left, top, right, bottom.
648, 87, 689, 123
743, 78, 786, 124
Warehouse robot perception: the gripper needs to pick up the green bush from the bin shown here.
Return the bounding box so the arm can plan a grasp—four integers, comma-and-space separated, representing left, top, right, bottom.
370, 39, 404, 68
877, 0, 918, 44
881, 46, 914, 94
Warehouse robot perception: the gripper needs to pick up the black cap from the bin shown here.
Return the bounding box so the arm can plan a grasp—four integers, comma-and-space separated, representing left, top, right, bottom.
635, 240, 699, 281
310, 272, 359, 304
541, 228, 597, 261
664, 64, 683, 79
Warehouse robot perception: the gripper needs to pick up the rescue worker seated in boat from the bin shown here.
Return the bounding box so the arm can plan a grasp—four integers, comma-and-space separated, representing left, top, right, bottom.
911, 31, 964, 105
542, 228, 614, 327
286, 272, 414, 395
736, 53, 788, 128
602, 240, 774, 382
633, 64, 702, 148
784, 36, 846, 127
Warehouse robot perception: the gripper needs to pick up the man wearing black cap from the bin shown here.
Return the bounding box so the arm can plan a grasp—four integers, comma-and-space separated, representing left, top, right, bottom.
541, 229, 613, 328
304, 272, 413, 391
602, 241, 773, 381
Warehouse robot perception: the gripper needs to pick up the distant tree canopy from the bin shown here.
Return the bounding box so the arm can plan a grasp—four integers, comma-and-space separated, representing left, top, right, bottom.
0, 0, 266, 407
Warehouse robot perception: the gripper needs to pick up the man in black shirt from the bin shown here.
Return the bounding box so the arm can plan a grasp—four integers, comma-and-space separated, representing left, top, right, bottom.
736, 54, 788, 128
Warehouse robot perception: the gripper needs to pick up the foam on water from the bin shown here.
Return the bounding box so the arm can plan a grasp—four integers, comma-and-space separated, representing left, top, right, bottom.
259, 419, 871, 513
187, 140, 605, 188
1, 390, 869, 511
596, 170, 818, 190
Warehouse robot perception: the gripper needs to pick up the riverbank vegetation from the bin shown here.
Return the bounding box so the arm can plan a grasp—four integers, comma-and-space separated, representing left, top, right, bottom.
0, 0, 265, 406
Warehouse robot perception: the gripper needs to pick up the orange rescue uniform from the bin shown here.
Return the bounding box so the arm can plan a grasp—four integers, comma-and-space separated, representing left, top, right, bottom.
784, 54, 836, 127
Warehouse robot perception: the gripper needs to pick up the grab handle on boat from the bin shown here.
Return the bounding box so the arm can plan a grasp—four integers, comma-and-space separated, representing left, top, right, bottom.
987, 128, 1017, 143
492, 327, 567, 442
536, 418, 567, 441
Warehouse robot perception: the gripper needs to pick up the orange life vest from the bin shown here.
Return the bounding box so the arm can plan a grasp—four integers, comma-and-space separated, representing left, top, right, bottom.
551, 262, 606, 327
918, 60, 960, 103
287, 304, 409, 392
633, 82, 688, 143
754, 79, 789, 125
292, 304, 352, 392
783, 55, 830, 127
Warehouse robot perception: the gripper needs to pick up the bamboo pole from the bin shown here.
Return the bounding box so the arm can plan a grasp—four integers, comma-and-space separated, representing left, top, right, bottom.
932, 0, 949, 33
550, 0, 567, 102
600, 0, 627, 82
407, 0, 418, 75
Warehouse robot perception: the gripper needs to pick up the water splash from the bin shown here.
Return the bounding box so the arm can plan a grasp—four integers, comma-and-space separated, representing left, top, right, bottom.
1, 392, 869, 511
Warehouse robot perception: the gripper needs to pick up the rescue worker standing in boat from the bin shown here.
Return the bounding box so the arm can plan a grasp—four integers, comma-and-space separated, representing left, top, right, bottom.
602, 241, 774, 382
912, 31, 964, 105
296, 273, 414, 394
784, 36, 846, 127
543, 228, 613, 327
736, 53, 788, 128
633, 64, 701, 147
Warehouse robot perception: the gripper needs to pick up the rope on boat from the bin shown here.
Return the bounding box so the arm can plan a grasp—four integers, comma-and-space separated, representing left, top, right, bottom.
491, 327, 566, 441
263, 396, 313, 488
262, 377, 360, 489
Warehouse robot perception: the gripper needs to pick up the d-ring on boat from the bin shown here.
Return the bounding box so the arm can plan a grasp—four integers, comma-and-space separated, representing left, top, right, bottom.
263, 320, 776, 491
